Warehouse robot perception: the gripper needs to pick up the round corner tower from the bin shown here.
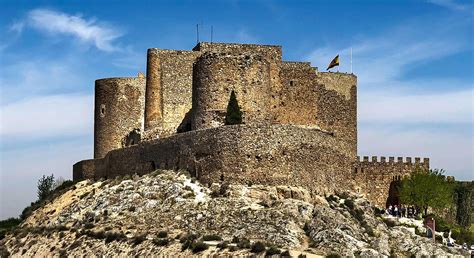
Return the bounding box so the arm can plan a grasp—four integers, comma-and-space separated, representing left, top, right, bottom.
191, 52, 273, 130
94, 77, 146, 158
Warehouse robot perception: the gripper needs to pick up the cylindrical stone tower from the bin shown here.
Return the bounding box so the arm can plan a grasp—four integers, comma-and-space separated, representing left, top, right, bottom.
191, 52, 272, 130
94, 77, 146, 158
144, 48, 162, 130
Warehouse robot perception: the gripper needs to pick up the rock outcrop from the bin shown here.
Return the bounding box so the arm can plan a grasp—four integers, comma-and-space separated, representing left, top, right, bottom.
0, 170, 468, 257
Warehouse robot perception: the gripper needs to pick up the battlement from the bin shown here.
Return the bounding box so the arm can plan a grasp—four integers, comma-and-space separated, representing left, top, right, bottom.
357, 156, 430, 165
282, 61, 312, 69
193, 42, 282, 53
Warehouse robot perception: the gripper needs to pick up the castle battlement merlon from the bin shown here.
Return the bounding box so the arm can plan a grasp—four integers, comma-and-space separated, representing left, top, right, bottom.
357, 156, 430, 166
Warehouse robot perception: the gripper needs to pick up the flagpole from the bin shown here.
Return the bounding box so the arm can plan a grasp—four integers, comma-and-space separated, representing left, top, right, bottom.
350, 47, 353, 74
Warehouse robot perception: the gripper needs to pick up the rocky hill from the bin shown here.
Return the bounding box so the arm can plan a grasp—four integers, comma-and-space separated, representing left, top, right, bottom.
0, 170, 468, 257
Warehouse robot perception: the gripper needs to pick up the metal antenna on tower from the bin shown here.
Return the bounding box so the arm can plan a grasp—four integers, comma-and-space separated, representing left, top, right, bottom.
196, 24, 200, 44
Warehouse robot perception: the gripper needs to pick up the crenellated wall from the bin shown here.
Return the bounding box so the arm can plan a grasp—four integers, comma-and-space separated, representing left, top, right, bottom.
354, 156, 430, 207
94, 77, 146, 158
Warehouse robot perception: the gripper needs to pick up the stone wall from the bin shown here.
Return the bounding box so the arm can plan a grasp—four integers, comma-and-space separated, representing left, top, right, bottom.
144, 49, 201, 139
191, 53, 272, 130
315, 72, 357, 152
276, 63, 357, 156
354, 156, 430, 207
75, 125, 356, 196
94, 77, 146, 158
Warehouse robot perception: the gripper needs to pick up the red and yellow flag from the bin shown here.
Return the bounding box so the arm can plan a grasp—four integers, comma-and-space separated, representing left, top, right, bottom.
326, 55, 339, 70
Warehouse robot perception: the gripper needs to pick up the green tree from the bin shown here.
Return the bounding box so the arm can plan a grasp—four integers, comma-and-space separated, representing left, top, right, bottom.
37, 174, 55, 200
398, 168, 453, 216
454, 182, 472, 228
225, 90, 243, 125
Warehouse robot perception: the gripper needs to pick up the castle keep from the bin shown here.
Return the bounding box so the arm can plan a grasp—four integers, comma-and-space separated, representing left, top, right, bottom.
73, 42, 429, 207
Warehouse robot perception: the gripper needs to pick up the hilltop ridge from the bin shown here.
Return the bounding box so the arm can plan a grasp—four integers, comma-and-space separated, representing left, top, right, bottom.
0, 170, 467, 257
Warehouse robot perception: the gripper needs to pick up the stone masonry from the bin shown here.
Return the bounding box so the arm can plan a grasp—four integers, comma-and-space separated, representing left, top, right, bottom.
74, 42, 429, 207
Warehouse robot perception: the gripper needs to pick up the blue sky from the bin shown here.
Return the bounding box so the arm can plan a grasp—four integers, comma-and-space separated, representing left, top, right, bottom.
0, 0, 472, 218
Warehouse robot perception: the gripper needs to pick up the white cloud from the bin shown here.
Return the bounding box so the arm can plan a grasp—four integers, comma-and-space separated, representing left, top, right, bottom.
26, 9, 123, 52
0, 94, 93, 139
358, 125, 473, 181
235, 29, 259, 43
359, 88, 474, 124
0, 58, 88, 103
307, 17, 470, 84
426, 0, 471, 11
9, 21, 25, 34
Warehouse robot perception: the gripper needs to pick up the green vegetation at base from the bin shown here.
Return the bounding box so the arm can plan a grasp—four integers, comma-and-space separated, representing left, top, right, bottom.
399, 169, 453, 216
0, 218, 21, 239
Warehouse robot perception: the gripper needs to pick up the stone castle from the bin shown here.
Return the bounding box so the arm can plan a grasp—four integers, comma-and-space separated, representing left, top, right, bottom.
73, 42, 429, 207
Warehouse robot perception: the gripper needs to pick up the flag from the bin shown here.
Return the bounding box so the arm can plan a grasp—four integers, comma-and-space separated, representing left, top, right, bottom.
326, 55, 339, 70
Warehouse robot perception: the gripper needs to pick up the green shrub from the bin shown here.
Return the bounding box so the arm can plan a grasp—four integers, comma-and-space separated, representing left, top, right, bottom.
105, 231, 125, 243
336, 192, 350, 199
133, 234, 147, 246
0, 217, 22, 239
326, 254, 341, 258
265, 246, 281, 256
54, 180, 75, 192
217, 241, 229, 249
280, 250, 291, 257
383, 218, 396, 228
250, 241, 266, 253
191, 241, 208, 253
325, 195, 338, 203
349, 208, 364, 222
203, 234, 222, 241
303, 222, 311, 236
128, 206, 136, 212
415, 227, 423, 236
153, 238, 169, 246
37, 174, 55, 200
180, 233, 199, 243
20, 200, 42, 220
84, 223, 94, 229
344, 199, 355, 210
237, 238, 251, 249
157, 231, 168, 238
373, 207, 385, 216
354, 250, 362, 258
389, 249, 396, 258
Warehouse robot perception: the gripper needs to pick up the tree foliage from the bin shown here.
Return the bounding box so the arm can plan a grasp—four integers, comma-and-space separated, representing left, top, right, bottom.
398, 168, 453, 215
454, 182, 472, 228
225, 90, 243, 125
37, 174, 55, 200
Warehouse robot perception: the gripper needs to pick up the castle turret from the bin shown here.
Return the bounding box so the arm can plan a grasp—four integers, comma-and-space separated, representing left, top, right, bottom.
191, 52, 272, 130
94, 77, 145, 158
144, 48, 162, 130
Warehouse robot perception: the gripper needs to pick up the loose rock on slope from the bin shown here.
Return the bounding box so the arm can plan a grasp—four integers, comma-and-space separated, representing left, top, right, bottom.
0, 170, 468, 257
